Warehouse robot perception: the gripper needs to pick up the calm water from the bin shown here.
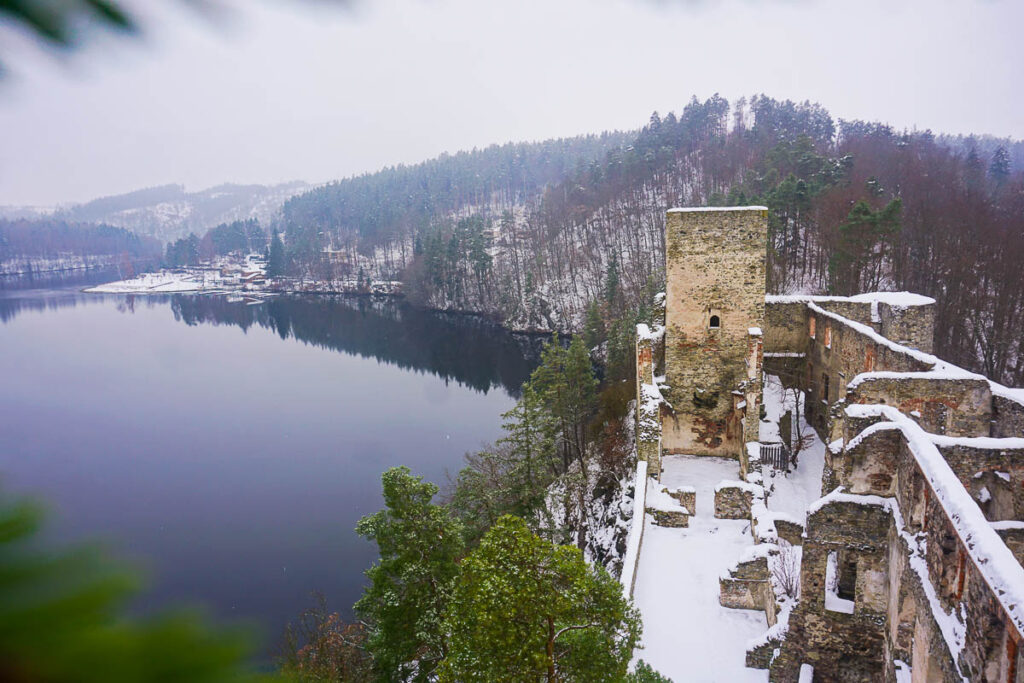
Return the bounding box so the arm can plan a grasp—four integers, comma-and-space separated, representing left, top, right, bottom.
0, 277, 536, 654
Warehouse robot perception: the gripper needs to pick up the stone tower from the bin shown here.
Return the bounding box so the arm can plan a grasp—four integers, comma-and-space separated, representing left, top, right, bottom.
662, 207, 767, 467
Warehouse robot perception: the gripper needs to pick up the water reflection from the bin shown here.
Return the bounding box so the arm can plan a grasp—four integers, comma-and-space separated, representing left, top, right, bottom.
1, 283, 541, 395
0, 281, 536, 655
170, 295, 539, 396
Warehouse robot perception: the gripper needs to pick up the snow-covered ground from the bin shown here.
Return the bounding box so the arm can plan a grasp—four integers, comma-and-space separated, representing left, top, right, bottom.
759, 375, 826, 518
632, 377, 829, 680
632, 455, 769, 682
85, 271, 209, 293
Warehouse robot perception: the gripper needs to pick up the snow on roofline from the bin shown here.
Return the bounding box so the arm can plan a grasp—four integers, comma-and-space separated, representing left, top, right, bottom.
929, 434, 1024, 450
765, 292, 934, 307
846, 370, 988, 391
847, 291, 935, 307
667, 206, 768, 212
805, 302, 983, 380
843, 404, 1024, 639
989, 380, 1024, 408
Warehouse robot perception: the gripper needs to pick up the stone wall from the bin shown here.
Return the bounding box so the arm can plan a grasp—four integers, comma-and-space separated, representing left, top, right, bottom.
935, 443, 1024, 521
714, 481, 763, 519
877, 302, 935, 354
763, 301, 808, 356
992, 393, 1024, 438
846, 375, 992, 437
635, 325, 663, 475
662, 207, 767, 458
770, 498, 892, 682
804, 306, 933, 438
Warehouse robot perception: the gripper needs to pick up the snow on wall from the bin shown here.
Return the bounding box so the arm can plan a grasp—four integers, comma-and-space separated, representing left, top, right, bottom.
667, 205, 769, 213
805, 302, 976, 379
620, 460, 648, 599
765, 292, 934, 308
844, 404, 1024, 641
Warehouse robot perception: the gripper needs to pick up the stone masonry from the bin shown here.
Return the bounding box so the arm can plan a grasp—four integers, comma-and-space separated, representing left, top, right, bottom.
634, 206, 1024, 682
662, 207, 767, 466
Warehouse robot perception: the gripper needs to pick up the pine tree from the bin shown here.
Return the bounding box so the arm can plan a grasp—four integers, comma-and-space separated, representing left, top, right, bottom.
354, 467, 464, 682
603, 255, 620, 306
530, 335, 598, 471
989, 146, 1011, 185
498, 384, 559, 512
438, 515, 640, 683
583, 301, 606, 351
266, 229, 286, 278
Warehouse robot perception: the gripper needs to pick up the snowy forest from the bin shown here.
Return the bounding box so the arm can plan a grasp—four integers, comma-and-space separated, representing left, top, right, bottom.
278, 95, 1024, 386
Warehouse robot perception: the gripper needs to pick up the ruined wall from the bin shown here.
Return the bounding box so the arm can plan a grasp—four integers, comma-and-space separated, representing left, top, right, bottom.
635, 325, 663, 475
771, 499, 891, 682
992, 393, 1024, 438
764, 301, 809, 356
804, 309, 933, 437
662, 207, 767, 457
892, 439, 1024, 682
877, 302, 934, 354
935, 443, 1024, 521
847, 376, 992, 438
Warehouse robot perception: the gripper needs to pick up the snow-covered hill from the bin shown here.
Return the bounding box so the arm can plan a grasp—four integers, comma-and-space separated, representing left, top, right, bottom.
5, 181, 311, 244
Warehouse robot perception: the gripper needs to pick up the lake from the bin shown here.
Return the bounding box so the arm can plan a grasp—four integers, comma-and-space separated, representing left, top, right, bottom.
0, 274, 537, 657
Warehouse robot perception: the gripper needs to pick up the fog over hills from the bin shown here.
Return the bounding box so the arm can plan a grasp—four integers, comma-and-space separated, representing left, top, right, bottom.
0, 181, 310, 244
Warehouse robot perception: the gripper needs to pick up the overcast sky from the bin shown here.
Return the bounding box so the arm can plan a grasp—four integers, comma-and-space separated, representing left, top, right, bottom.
0, 0, 1020, 207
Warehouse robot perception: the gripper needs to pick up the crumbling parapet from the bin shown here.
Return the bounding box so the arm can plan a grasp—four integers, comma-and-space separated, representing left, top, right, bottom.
720, 544, 776, 611
645, 485, 689, 527
636, 323, 664, 477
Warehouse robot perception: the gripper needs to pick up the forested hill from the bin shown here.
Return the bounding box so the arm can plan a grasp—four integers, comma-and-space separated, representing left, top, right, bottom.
276, 95, 1024, 386
280, 132, 634, 260
0, 218, 162, 276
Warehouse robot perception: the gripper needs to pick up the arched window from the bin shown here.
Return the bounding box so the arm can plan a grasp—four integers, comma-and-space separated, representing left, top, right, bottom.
709, 315, 721, 329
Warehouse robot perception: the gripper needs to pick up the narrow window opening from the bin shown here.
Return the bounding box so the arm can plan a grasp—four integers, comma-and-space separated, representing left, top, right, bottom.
809, 315, 816, 339
825, 551, 856, 614
709, 315, 721, 329
822, 373, 830, 402
824, 324, 832, 349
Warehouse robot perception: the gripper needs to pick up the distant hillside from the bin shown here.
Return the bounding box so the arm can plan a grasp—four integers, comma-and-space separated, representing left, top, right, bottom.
0, 217, 162, 276
275, 95, 1024, 386
54, 181, 310, 243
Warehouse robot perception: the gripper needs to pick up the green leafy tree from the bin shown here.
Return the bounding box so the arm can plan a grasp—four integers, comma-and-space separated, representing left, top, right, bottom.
530, 335, 598, 472
0, 492, 269, 683
438, 516, 640, 683
267, 229, 286, 278
354, 467, 464, 682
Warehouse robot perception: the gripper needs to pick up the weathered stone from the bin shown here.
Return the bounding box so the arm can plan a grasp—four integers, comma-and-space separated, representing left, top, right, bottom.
714, 481, 761, 519
662, 207, 767, 459
774, 519, 805, 547
647, 507, 689, 527
662, 486, 696, 515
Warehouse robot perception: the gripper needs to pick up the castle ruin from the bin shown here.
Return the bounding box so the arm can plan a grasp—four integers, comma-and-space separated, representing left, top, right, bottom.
634, 207, 1024, 682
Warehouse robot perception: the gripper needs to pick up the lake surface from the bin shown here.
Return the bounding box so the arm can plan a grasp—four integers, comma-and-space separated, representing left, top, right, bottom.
0, 276, 536, 656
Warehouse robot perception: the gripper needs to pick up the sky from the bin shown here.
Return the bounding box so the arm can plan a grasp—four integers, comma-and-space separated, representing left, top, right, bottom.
0, 0, 1020, 207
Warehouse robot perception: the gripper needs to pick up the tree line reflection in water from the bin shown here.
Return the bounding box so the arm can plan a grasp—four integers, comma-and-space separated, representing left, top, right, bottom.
1, 283, 542, 396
